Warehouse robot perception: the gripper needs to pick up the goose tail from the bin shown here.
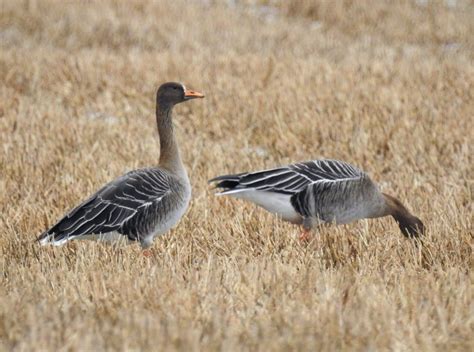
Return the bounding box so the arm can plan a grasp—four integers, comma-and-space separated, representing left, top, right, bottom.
37, 229, 70, 246
208, 174, 244, 193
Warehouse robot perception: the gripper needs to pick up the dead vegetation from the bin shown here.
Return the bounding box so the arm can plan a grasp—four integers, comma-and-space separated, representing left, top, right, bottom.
0, 0, 472, 350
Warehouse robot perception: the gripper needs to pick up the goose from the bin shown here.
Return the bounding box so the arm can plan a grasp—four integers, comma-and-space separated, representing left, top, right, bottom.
209, 159, 424, 240
38, 82, 204, 253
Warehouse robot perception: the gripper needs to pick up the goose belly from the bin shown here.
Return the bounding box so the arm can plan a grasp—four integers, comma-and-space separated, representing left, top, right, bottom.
228, 190, 302, 224
319, 205, 372, 225
312, 194, 383, 225
79, 232, 131, 245
151, 198, 190, 237
145, 186, 192, 239
74, 203, 187, 247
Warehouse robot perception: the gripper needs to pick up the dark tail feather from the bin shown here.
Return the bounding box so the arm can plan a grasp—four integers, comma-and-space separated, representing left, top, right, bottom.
37, 230, 53, 244
37, 223, 71, 245
208, 173, 244, 190
214, 179, 241, 190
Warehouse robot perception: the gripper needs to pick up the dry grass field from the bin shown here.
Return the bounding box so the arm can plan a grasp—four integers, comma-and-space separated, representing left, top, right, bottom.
1, 0, 473, 350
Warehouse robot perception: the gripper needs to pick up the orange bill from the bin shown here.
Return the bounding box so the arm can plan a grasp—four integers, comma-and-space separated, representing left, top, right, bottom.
184, 89, 205, 99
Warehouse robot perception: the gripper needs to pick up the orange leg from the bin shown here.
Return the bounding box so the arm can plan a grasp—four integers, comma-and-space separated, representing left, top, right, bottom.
299, 227, 311, 242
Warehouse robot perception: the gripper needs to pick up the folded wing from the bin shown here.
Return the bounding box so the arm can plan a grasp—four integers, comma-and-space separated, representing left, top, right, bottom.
39, 168, 171, 245
210, 159, 365, 195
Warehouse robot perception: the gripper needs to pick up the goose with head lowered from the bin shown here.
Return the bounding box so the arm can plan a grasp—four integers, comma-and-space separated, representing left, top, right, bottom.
38, 82, 204, 253
210, 159, 424, 240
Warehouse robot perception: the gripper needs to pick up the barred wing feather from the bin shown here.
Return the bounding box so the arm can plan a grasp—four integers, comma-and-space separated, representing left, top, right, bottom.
210, 159, 365, 195
39, 168, 171, 245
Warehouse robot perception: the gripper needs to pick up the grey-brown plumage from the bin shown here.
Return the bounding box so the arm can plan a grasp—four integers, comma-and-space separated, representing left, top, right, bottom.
210, 159, 424, 238
39, 82, 204, 249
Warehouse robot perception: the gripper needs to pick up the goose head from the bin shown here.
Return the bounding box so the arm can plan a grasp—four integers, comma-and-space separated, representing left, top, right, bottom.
382, 193, 425, 238
157, 82, 204, 108
399, 215, 425, 238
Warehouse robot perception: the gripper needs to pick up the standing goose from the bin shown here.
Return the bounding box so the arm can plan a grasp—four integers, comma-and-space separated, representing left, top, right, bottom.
39, 82, 204, 251
210, 159, 424, 240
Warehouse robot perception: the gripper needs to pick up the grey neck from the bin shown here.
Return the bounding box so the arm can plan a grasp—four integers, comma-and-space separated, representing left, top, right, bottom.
156, 103, 187, 179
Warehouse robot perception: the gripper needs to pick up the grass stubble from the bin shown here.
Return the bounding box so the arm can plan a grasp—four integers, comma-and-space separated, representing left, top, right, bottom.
0, 0, 473, 350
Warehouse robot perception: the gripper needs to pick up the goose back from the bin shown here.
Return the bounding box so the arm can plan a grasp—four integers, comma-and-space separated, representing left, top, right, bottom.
211, 159, 385, 226
39, 168, 191, 247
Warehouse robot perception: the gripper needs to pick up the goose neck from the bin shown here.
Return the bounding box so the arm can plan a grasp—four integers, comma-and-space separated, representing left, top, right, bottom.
156, 104, 187, 179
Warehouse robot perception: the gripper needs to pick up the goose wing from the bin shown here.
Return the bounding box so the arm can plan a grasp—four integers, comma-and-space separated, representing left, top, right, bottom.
289, 173, 372, 222
38, 168, 172, 245
210, 159, 365, 196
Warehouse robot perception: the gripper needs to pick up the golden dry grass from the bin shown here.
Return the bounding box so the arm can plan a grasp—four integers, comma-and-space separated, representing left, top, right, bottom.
0, 0, 473, 350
